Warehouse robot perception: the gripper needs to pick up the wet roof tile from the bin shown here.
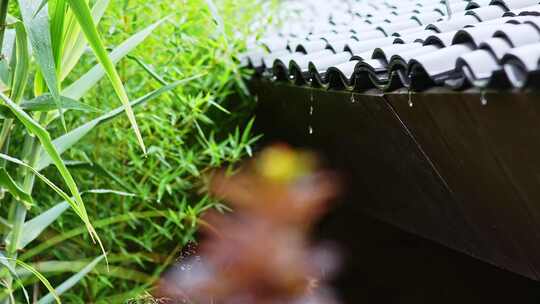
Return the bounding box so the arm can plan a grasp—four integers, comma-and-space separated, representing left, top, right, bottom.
243, 0, 540, 91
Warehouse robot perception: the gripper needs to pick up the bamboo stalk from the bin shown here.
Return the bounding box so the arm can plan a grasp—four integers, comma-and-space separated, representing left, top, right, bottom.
2, 114, 45, 302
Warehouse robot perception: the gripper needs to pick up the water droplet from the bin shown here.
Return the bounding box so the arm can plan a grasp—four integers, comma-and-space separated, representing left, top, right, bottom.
309, 105, 314, 115
310, 91, 314, 103
408, 90, 413, 108
480, 91, 487, 106
271, 76, 277, 81
289, 74, 295, 80
308, 125, 314, 135
350, 93, 356, 103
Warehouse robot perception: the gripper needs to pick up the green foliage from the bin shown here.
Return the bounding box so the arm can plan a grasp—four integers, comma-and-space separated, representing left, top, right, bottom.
0, 0, 210, 301
17, 0, 271, 302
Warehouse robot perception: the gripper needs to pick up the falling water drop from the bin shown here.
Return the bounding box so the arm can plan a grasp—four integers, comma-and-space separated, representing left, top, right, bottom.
408, 90, 413, 108
289, 74, 295, 80
308, 125, 314, 135
350, 93, 356, 103
480, 91, 487, 106
309, 105, 314, 115
271, 75, 277, 81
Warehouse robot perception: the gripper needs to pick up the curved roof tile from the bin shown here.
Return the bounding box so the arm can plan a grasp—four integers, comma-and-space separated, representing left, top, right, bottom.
243, 0, 540, 91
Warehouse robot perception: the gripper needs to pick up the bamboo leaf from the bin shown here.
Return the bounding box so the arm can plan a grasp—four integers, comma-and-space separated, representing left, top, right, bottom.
0, 168, 33, 208
37, 255, 104, 304
21, 94, 100, 112
39, 76, 202, 170
10, 23, 30, 104
62, 18, 165, 100
61, 0, 110, 80
19, 201, 69, 249
50, 0, 67, 73
0, 91, 104, 260
18, 0, 66, 130
67, 0, 146, 153
0, 93, 87, 216
0, 153, 83, 221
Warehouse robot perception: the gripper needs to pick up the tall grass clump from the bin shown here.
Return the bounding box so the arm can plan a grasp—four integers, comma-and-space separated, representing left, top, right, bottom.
0, 0, 198, 302
22, 0, 276, 302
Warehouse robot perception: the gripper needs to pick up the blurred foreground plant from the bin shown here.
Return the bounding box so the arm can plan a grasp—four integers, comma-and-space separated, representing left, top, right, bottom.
155, 145, 342, 304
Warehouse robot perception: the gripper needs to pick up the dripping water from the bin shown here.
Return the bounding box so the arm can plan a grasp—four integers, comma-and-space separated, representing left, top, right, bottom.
408, 90, 414, 108
308, 91, 314, 135
480, 91, 487, 106
350, 93, 356, 103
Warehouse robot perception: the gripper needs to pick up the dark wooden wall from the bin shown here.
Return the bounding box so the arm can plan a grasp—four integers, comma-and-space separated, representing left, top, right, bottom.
252, 80, 540, 282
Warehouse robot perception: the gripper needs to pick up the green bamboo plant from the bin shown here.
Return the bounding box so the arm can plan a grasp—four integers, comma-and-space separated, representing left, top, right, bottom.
0, 0, 180, 302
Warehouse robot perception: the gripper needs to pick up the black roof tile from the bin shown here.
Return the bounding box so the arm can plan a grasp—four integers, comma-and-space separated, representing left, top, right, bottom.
243, 0, 540, 91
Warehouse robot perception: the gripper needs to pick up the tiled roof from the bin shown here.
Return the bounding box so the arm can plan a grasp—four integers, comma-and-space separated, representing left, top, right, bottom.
242, 0, 540, 91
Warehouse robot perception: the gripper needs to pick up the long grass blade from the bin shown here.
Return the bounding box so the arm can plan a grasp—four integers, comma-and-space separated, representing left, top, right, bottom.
0, 257, 60, 304
37, 255, 104, 304
20, 210, 171, 261
62, 18, 165, 100
67, 0, 146, 153
0, 252, 30, 304
39, 76, 202, 170
20, 189, 132, 249
17, 260, 151, 283
18, 0, 66, 130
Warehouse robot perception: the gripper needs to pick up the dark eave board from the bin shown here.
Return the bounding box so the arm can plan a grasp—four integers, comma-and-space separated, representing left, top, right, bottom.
252, 80, 540, 281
